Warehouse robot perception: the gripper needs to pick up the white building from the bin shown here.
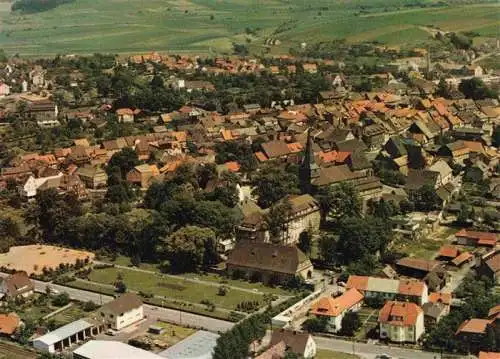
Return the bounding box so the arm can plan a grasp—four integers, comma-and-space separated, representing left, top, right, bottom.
33, 319, 104, 353
19, 173, 63, 199
74, 340, 162, 359
0, 83, 10, 97
0, 271, 34, 299
378, 301, 425, 343
310, 288, 364, 333
98, 293, 144, 331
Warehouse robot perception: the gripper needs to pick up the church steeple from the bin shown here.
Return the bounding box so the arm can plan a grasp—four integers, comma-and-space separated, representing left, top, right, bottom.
299, 128, 320, 194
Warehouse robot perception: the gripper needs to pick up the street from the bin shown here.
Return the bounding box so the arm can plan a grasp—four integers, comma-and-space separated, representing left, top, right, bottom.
314, 336, 468, 359
0, 273, 234, 333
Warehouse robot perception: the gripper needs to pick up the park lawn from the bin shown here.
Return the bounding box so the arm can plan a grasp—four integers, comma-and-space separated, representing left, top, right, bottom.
392, 226, 455, 260
99, 255, 161, 273
315, 350, 359, 359
181, 272, 291, 296
88, 267, 263, 310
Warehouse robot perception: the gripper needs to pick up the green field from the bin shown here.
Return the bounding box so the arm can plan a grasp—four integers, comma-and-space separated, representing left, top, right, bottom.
88, 266, 264, 310
0, 0, 498, 56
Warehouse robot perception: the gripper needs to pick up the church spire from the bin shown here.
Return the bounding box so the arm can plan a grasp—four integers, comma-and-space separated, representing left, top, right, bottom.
299, 128, 320, 194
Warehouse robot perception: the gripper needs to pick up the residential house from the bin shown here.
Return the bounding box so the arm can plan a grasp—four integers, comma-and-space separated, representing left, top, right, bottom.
116, 108, 134, 123
27, 100, 58, 120
19, 172, 63, 199
477, 249, 500, 285
451, 252, 474, 267
126, 164, 160, 189
255, 341, 286, 359
0, 313, 20, 336
455, 318, 492, 350
379, 301, 425, 343
455, 229, 497, 247
310, 288, 364, 333
0, 271, 34, 299
405, 169, 440, 201
429, 160, 453, 187
464, 160, 489, 182
226, 242, 314, 284
98, 293, 144, 331
346, 275, 428, 305
269, 329, 317, 358
479, 352, 500, 359
0, 83, 10, 97
452, 127, 484, 142
436, 141, 471, 164
76, 166, 108, 189
261, 140, 292, 161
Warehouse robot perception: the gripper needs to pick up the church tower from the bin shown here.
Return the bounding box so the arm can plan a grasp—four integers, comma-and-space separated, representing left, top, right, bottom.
299, 128, 320, 194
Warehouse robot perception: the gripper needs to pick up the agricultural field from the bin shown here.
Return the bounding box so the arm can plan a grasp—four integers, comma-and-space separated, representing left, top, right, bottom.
0, 0, 497, 56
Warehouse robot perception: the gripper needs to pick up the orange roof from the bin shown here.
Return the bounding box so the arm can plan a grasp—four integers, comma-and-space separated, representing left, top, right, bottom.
452, 252, 473, 266
429, 292, 452, 306
456, 229, 497, 243
336, 152, 351, 164
456, 319, 490, 335
438, 245, 459, 259
255, 152, 268, 162
478, 238, 497, 247
159, 160, 182, 173
311, 289, 364, 317
398, 280, 426, 297
346, 275, 369, 291
479, 352, 500, 359
378, 301, 422, 327
116, 108, 134, 116
462, 140, 485, 154
287, 142, 303, 153
318, 151, 337, 163
220, 129, 234, 141
224, 161, 240, 172
0, 313, 20, 335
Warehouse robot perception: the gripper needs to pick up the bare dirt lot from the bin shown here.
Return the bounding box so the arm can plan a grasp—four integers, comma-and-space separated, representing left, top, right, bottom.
0, 245, 94, 274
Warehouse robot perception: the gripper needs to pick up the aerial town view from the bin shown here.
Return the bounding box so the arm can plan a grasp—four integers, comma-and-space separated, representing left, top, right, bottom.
0, 0, 498, 358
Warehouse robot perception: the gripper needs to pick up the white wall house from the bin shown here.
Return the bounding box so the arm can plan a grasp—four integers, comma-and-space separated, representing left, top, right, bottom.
311, 288, 364, 333
379, 301, 425, 343
98, 293, 144, 331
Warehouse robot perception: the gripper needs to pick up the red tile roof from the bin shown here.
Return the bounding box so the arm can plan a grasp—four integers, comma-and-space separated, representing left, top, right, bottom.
378, 301, 422, 327
255, 152, 268, 162
223, 161, 240, 172
438, 245, 459, 259
456, 319, 490, 335
0, 313, 20, 335
346, 275, 369, 291
479, 352, 500, 359
398, 279, 426, 297
429, 292, 452, 306
451, 252, 473, 266
456, 229, 497, 242
311, 288, 364, 317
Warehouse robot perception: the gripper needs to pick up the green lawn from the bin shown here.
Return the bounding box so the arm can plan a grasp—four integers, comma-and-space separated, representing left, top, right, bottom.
392, 226, 456, 259
315, 350, 359, 359
50, 304, 88, 327
88, 266, 264, 310
154, 321, 196, 346
0, 0, 497, 56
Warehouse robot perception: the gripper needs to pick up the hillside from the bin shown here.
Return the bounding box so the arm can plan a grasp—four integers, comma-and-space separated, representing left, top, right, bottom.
0, 0, 498, 56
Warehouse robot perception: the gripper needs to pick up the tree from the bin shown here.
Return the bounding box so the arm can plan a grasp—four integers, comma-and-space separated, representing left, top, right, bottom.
51, 292, 70, 306
264, 199, 292, 243
337, 216, 391, 264
297, 231, 312, 255
318, 233, 337, 265
160, 226, 217, 273
449, 32, 472, 50
459, 77, 497, 100
115, 280, 127, 293
414, 184, 441, 211
107, 147, 139, 178
456, 203, 474, 225
252, 165, 299, 208
435, 78, 450, 98
302, 316, 328, 333
328, 183, 361, 222
399, 199, 414, 214
341, 311, 360, 336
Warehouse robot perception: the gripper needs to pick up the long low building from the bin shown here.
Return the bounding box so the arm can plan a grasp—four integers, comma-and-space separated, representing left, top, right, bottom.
346, 275, 428, 305
74, 340, 163, 359
33, 319, 105, 353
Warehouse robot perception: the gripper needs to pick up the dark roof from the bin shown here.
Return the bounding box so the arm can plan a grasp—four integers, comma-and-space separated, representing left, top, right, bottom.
386, 136, 408, 157
227, 242, 311, 275
334, 139, 367, 153
100, 293, 142, 315
405, 170, 439, 191
348, 150, 372, 171
312, 164, 363, 187
261, 140, 290, 159
270, 329, 311, 355
423, 302, 447, 319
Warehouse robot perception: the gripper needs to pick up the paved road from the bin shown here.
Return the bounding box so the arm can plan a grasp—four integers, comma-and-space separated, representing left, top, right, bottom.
314, 336, 467, 359
0, 273, 234, 333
